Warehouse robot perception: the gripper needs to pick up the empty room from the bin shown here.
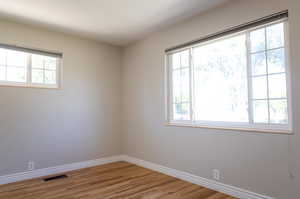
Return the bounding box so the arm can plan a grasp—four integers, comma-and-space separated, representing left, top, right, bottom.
0, 0, 299, 199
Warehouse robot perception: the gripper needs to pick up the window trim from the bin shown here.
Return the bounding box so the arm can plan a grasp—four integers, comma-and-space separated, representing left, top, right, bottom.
165, 19, 293, 134
0, 45, 63, 89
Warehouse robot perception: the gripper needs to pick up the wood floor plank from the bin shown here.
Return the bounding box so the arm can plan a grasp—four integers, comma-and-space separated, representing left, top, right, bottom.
0, 162, 237, 199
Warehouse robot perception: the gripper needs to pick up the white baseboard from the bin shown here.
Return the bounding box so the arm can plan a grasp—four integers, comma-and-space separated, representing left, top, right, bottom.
0, 154, 274, 199
121, 155, 274, 199
0, 155, 122, 185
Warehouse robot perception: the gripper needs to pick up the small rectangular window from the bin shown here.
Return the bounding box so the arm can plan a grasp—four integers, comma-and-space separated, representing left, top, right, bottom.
166, 16, 292, 133
0, 45, 62, 88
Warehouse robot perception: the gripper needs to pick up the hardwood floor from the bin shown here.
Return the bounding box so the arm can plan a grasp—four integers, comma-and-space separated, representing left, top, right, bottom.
0, 162, 237, 199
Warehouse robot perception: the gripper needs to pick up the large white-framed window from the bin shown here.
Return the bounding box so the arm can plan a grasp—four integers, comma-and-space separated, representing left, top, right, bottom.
0, 45, 62, 88
165, 18, 292, 133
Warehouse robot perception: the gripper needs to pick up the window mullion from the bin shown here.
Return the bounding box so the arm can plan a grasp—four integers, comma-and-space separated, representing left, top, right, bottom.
264, 29, 271, 124
56, 58, 61, 88
246, 31, 254, 124
168, 55, 174, 122
283, 21, 292, 129
5, 50, 7, 81
43, 59, 46, 84
27, 54, 32, 86
189, 48, 194, 123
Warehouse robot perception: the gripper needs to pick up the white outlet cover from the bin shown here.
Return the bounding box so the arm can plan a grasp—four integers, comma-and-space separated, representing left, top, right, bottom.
28, 161, 35, 171
213, 169, 220, 180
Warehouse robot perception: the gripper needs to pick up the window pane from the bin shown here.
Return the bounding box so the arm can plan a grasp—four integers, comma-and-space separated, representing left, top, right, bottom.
268, 73, 287, 98
250, 28, 265, 53
172, 69, 189, 104
0, 48, 60, 88
253, 100, 269, 123
172, 85, 181, 104
173, 103, 190, 120
7, 50, 27, 67
32, 69, 44, 83
172, 70, 180, 87
0, 49, 6, 65
168, 21, 290, 129
7, 67, 26, 82
180, 69, 190, 102
173, 70, 181, 103
193, 34, 248, 122
251, 52, 266, 76
267, 23, 284, 49
267, 48, 285, 74
45, 57, 57, 70
252, 76, 268, 99
0, 66, 5, 80
171, 53, 180, 69
45, 70, 56, 84
180, 50, 189, 68
32, 54, 44, 69
269, 99, 288, 124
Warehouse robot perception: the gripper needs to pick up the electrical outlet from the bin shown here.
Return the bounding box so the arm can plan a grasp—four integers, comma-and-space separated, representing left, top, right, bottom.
28, 161, 35, 171
212, 169, 220, 181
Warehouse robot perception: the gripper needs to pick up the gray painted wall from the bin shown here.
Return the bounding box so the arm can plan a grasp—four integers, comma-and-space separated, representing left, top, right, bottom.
121, 0, 299, 198
0, 1, 299, 198
0, 20, 122, 176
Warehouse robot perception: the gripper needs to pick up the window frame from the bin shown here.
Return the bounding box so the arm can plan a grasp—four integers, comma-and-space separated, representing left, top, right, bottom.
0, 46, 63, 89
165, 19, 293, 134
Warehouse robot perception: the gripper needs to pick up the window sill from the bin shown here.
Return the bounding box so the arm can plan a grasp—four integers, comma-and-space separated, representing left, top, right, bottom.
165, 122, 293, 135
0, 83, 61, 90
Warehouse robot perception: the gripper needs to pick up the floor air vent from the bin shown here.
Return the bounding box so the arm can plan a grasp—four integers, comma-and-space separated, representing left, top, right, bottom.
43, 174, 68, 182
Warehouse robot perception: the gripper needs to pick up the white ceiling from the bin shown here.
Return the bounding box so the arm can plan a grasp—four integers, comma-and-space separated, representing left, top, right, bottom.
0, 0, 230, 46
